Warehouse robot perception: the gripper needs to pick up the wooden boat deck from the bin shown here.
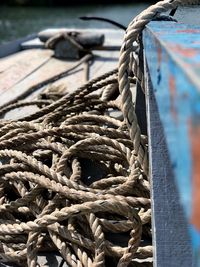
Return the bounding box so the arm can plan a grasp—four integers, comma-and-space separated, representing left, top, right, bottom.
0, 29, 123, 113
0, 28, 136, 267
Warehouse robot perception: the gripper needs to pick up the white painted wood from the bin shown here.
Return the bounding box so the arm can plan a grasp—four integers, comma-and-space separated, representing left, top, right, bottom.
21, 38, 44, 50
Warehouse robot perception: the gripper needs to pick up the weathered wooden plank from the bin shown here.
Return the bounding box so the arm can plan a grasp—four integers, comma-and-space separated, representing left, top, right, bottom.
0, 49, 53, 97
0, 55, 88, 107
87, 30, 122, 78
144, 62, 192, 267
1, 38, 122, 119
0, 28, 124, 109
41, 66, 85, 93
89, 50, 119, 79
34, 50, 120, 101
0, 29, 124, 267
175, 6, 200, 25
0, 49, 48, 73
143, 19, 200, 266
3, 51, 121, 121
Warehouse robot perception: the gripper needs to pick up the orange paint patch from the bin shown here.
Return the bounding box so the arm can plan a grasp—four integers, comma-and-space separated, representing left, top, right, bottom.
170, 45, 197, 58
157, 45, 162, 66
169, 75, 178, 123
177, 29, 200, 34
189, 121, 200, 231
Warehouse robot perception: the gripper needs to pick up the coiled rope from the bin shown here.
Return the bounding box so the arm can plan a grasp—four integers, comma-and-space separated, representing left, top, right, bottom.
0, 1, 193, 266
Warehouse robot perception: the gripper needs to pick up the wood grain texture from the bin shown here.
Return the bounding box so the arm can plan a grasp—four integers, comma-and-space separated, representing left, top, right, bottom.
143, 17, 200, 266
145, 62, 192, 267
0, 29, 123, 108
0, 55, 84, 106
0, 49, 53, 99
89, 50, 119, 79
0, 49, 50, 73
0, 29, 126, 267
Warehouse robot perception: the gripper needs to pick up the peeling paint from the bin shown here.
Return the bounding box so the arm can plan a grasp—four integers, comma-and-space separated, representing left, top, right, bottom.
177, 29, 200, 34
169, 44, 197, 58
169, 74, 178, 123
189, 120, 200, 232
144, 20, 200, 266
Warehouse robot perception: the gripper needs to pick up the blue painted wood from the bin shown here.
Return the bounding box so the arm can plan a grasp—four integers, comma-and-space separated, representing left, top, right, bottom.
144, 62, 192, 267
143, 21, 200, 266
0, 34, 36, 58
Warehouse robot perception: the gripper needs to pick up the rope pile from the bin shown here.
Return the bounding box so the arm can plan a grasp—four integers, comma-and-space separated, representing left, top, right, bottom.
0, 0, 191, 266
0, 71, 152, 267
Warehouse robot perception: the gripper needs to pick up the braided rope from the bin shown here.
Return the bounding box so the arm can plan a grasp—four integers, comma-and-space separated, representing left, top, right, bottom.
118, 0, 183, 174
